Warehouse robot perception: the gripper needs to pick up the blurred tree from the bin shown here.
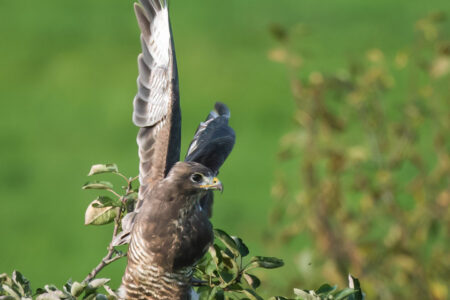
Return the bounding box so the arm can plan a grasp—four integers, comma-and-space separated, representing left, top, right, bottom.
269, 12, 449, 300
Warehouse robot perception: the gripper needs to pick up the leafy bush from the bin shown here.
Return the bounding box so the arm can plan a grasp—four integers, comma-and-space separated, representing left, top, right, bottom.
268, 12, 449, 300
1, 164, 363, 300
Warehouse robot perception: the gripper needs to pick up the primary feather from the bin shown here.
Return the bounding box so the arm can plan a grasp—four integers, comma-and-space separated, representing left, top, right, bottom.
185, 102, 235, 175
133, 0, 181, 205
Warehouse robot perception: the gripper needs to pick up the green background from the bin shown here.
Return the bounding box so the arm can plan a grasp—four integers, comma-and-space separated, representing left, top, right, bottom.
0, 0, 448, 295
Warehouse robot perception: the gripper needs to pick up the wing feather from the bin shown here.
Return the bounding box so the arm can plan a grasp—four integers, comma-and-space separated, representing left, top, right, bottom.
185, 102, 235, 217
133, 0, 173, 127
185, 102, 235, 174
133, 0, 181, 211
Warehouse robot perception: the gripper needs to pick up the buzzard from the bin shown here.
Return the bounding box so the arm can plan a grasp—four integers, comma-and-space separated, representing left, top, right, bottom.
118, 0, 235, 299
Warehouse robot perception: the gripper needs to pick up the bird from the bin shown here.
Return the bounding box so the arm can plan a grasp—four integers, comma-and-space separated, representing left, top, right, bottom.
118, 0, 235, 299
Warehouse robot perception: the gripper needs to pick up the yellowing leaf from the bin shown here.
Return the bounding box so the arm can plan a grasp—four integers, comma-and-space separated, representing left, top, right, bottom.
88, 164, 119, 176
85, 200, 118, 225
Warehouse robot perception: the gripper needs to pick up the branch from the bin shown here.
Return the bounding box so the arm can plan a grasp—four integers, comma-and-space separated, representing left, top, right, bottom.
83, 206, 127, 283
83, 249, 126, 283
83, 175, 137, 283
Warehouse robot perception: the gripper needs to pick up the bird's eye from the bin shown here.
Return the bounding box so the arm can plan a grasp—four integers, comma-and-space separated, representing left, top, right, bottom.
190, 173, 203, 183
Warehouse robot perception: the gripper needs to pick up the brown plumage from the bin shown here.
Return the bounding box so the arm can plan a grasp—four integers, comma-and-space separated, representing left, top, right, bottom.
121, 162, 221, 299
119, 0, 235, 299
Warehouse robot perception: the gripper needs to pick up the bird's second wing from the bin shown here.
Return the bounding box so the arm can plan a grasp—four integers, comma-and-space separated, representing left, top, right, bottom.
185, 102, 235, 217
185, 102, 235, 174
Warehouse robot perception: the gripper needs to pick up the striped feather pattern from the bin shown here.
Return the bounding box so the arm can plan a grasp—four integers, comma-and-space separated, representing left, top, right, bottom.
133, 0, 173, 127
121, 220, 193, 300
133, 0, 181, 210
112, 0, 181, 247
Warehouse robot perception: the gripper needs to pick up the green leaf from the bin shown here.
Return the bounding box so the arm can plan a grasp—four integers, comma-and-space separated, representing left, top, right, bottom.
124, 192, 138, 212
124, 192, 138, 202
103, 285, 118, 299
95, 295, 108, 300
82, 181, 114, 190
315, 284, 336, 295
231, 236, 249, 257
214, 229, 240, 257
35, 288, 46, 295
88, 278, 110, 289
1, 285, 19, 300
240, 289, 263, 300
334, 288, 356, 300
85, 201, 118, 225
62, 279, 72, 295
11, 271, 31, 298
209, 245, 222, 266
243, 273, 261, 289
293, 289, 319, 300
206, 286, 221, 300
195, 286, 210, 299
92, 196, 121, 208
245, 256, 284, 271
0, 296, 17, 300
0, 273, 9, 281
35, 286, 66, 300
71, 282, 86, 297
84, 279, 110, 299
43, 286, 65, 298
217, 250, 239, 288
83, 294, 96, 300
268, 297, 289, 300
196, 253, 216, 276
225, 283, 244, 292
88, 164, 119, 176
36, 293, 60, 300
348, 275, 363, 300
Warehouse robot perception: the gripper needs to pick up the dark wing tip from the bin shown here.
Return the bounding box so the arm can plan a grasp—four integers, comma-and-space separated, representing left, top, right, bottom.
205, 102, 230, 122
214, 102, 231, 118
140, 0, 164, 14
185, 102, 235, 174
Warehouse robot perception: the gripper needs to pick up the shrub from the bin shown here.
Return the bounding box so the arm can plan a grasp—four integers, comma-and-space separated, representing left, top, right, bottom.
269, 12, 449, 300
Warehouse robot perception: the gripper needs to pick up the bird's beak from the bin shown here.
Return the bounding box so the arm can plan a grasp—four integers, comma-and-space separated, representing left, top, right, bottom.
200, 177, 223, 192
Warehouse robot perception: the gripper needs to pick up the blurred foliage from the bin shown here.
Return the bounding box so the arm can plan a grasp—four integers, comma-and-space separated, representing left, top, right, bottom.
0, 270, 117, 300
269, 12, 449, 300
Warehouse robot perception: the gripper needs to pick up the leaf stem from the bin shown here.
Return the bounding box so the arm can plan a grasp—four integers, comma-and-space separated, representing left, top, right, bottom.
115, 172, 130, 182
107, 188, 122, 199
83, 206, 126, 283
83, 176, 135, 283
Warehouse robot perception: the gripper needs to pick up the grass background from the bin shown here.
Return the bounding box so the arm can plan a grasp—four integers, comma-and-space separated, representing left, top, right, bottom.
0, 0, 448, 296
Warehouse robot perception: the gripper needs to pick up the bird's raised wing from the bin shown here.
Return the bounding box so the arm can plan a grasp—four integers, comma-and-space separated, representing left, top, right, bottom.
185, 102, 235, 217
134, 0, 181, 200
113, 0, 180, 246
185, 102, 235, 174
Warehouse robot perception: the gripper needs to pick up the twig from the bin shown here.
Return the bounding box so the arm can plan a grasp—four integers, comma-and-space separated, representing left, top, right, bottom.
83, 207, 126, 283
191, 279, 208, 287
115, 172, 130, 182
83, 249, 127, 283
107, 188, 122, 199
83, 176, 136, 283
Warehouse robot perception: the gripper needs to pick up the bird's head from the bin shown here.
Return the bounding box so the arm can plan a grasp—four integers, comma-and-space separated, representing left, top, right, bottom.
166, 161, 223, 195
